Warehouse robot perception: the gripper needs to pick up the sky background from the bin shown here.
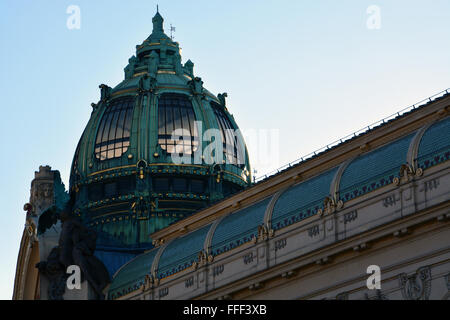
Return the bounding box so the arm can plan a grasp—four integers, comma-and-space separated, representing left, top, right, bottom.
0, 0, 449, 299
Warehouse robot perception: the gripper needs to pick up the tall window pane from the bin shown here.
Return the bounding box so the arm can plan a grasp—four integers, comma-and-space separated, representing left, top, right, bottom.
95, 96, 135, 160
158, 93, 198, 155
211, 102, 245, 167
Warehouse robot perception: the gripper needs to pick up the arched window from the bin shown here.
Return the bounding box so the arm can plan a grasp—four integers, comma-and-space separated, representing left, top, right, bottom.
158, 93, 198, 154
211, 102, 245, 167
95, 96, 135, 161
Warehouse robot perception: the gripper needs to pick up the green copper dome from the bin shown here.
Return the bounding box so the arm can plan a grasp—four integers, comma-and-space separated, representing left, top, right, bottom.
69, 10, 251, 249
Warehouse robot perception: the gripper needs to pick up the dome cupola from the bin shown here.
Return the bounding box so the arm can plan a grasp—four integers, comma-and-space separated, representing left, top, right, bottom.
69, 10, 251, 249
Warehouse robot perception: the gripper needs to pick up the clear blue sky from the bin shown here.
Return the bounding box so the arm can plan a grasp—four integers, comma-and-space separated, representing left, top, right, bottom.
0, 0, 449, 299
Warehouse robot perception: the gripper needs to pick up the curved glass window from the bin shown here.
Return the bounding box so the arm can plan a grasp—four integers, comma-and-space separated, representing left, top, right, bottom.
158, 93, 198, 154
211, 102, 245, 167
95, 96, 135, 161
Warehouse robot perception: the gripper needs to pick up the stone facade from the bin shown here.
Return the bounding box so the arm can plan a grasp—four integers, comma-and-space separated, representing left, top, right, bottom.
118, 162, 450, 300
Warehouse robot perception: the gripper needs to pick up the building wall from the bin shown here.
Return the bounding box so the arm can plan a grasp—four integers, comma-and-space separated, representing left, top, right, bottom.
122, 138, 450, 300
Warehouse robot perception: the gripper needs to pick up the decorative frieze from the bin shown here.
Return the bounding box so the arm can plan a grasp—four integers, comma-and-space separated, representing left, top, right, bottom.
343, 210, 358, 224
185, 276, 194, 288
382, 194, 400, 208
158, 287, 169, 298
308, 225, 320, 238
243, 252, 254, 265
419, 178, 440, 193
212, 265, 224, 277
274, 238, 287, 252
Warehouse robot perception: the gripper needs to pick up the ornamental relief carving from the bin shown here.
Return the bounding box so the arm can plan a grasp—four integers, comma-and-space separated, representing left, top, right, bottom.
399, 266, 432, 300
343, 210, 358, 224
158, 287, 168, 298
308, 225, 320, 238
212, 264, 224, 277
185, 276, 194, 288
192, 249, 209, 269
393, 164, 415, 186
31, 182, 54, 211
318, 196, 343, 217
274, 238, 287, 252
243, 252, 254, 265
419, 178, 440, 193
143, 274, 155, 291
393, 163, 424, 186
254, 224, 271, 243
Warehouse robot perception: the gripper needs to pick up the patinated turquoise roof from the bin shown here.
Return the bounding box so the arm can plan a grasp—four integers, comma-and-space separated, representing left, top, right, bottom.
210, 197, 272, 256
271, 167, 338, 231
108, 248, 158, 299
94, 249, 138, 279
417, 116, 450, 170
339, 132, 416, 202
156, 224, 211, 279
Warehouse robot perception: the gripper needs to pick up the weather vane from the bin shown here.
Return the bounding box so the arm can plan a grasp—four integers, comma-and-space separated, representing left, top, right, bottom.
170, 24, 176, 40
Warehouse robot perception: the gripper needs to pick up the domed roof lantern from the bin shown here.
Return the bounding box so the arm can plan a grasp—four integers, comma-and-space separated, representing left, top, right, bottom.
138, 8, 173, 55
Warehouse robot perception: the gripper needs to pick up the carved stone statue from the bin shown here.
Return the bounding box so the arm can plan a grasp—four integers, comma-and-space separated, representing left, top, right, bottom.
59, 210, 110, 299
218, 92, 227, 107
188, 77, 204, 95
36, 247, 67, 300
36, 195, 110, 300
99, 84, 111, 101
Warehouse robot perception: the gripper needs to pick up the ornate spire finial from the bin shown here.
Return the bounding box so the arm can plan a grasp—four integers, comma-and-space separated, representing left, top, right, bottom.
152, 6, 164, 33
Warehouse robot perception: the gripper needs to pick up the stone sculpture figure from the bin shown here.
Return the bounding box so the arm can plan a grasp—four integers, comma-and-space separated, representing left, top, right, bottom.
35, 247, 67, 300
99, 84, 111, 101
188, 77, 204, 95
36, 195, 110, 300
218, 92, 227, 107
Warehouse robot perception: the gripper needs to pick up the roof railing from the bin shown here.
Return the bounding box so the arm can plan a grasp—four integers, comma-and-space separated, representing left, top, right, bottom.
254, 88, 450, 183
